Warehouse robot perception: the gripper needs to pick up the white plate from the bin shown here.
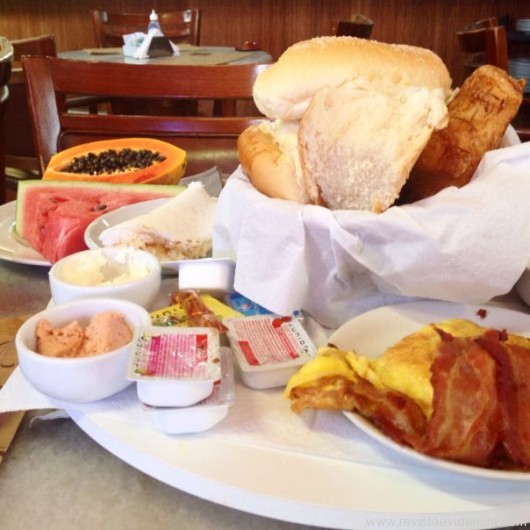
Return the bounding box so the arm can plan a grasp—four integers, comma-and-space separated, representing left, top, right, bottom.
329, 300, 530, 482
84, 198, 212, 270
0, 201, 49, 266
64, 300, 530, 529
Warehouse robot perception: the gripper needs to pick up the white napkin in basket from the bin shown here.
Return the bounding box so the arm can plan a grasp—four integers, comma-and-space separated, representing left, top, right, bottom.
213, 142, 530, 328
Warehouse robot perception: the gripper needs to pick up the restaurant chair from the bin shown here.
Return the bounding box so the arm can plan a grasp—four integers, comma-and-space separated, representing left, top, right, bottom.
333, 14, 373, 39
0, 37, 13, 204
457, 20, 530, 140
457, 21, 509, 73
91, 9, 201, 47
23, 56, 268, 176
5, 35, 57, 189
4, 35, 106, 200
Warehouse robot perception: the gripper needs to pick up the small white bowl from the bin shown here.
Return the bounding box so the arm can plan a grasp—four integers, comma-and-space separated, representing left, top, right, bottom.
16, 298, 151, 403
49, 247, 161, 309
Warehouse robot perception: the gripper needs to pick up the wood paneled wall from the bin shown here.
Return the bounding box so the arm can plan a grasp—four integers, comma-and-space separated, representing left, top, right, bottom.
1, 0, 529, 86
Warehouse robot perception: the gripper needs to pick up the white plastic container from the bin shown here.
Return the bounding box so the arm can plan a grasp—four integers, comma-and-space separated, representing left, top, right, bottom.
223, 315, 317, 389
143, 348, 235, 434
178, 257, 235, 295
127, 326, 221, 407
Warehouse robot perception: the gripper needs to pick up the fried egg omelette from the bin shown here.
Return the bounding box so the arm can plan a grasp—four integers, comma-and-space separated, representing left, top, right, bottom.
285, 318, 530, 419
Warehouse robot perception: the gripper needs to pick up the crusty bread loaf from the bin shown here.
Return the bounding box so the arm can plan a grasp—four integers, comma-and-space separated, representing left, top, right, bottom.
299, 79, 448, 211
253, 36, 453, 121
237, 122, 308, 203
399, 65, 526, 204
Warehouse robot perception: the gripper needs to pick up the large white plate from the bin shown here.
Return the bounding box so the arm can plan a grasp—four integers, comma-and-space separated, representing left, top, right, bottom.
0, 201, 49, 266
66, 301, 530, 529
329, 300, 530, 482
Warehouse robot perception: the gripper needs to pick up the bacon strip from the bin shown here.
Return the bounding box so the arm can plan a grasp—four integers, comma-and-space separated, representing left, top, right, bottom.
478, 331, 530, 467
422, 331, 501, 466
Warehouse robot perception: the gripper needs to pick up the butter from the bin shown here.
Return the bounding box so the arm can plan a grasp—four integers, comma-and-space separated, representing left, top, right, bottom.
56, 248, 153, 286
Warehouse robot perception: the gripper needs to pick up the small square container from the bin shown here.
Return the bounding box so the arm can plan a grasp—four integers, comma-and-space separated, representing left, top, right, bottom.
127, 326, 221, 407
223, 315, 317, 389
143, 347, 235, 435
178, 258, 235, 295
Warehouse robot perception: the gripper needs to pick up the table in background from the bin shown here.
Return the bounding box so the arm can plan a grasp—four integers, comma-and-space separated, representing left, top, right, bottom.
59, 44, 272, 66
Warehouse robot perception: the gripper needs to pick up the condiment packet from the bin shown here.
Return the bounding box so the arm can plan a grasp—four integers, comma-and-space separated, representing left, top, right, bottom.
127, 326, 221, 407
150, 293, 242, 328
141, 347, 235, 434
223, 315, 317, 389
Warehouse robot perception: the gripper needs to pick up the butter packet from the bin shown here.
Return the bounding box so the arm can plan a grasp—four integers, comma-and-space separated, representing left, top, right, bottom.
150, 293, 242, 327
224, 292, 304, 323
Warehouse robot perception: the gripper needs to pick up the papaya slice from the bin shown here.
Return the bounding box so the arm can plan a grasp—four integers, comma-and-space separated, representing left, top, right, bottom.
43, 138, 187, 185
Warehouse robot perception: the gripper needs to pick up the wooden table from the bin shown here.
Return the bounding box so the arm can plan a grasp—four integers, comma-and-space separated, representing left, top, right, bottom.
59, 44, 272, 66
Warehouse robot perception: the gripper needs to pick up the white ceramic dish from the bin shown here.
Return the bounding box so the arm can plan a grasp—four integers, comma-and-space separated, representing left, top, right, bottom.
64, 301, 530, 528
0, 201, 49, 266
223, 315, 317, 389
329, 300, 530, 481
143, 347, 235, 434
16, 298, 151, 403
127, 326, 221, 407
177, 257, 235, 295
49, 247, 162, 308
84, 198, 212, 270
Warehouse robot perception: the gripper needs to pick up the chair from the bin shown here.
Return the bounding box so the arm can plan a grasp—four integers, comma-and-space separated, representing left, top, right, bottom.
457, 19, 530, 141
457, 20, 509, 73
91, 9, 201, 47
5, 35, 57, 185
0, 37, 13, 204
333, 14, 373, 39
23, 56, 268, 177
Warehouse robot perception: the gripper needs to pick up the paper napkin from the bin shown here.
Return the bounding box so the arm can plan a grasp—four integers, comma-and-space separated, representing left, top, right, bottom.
213, 141, 530, 328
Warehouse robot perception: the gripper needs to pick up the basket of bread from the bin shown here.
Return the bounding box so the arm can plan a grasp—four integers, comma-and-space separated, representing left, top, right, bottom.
213, 36, 530, 328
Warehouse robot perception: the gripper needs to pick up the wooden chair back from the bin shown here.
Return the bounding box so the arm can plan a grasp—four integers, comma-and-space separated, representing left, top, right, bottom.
22, 56, 268, 176
333, 14, 373, 39
91, 9, 201, 47
0, 37, 13, 204
457, 22, 509, 72
5, 35, 56, 178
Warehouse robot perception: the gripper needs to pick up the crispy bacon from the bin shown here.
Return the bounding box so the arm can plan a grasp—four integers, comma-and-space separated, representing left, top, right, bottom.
422, 331, 501, 466
477, 331, 530, 468
346, 378, 427, 448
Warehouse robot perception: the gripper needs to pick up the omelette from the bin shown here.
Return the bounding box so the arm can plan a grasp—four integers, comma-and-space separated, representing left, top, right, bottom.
285, 318, 530, 419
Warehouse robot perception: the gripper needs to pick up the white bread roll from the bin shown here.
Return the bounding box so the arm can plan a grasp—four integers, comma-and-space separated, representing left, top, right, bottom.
299, 79, 448, 211
237, 121, 308, 203
253, 36, 453, 121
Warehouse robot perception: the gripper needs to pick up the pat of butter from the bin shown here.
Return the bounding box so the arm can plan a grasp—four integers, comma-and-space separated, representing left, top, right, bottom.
57, 248, 152, 286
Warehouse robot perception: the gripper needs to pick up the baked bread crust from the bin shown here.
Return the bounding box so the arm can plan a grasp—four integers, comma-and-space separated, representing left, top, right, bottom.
253, 36, 453, 121
399, 65, 526, 204
237, 123, 309, 203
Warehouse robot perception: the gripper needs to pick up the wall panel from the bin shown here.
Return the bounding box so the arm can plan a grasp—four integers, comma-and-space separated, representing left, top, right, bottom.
0, 1, 529, 86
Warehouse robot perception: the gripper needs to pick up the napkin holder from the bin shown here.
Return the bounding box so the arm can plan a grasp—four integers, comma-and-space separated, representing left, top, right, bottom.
122, 30, 180, 59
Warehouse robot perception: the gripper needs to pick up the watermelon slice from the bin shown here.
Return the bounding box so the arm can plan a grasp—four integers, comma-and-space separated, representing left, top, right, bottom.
16, 180, 185, 264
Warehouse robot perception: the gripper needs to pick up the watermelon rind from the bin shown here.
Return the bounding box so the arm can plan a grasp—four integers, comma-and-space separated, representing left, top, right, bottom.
15, 179, 185, 235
